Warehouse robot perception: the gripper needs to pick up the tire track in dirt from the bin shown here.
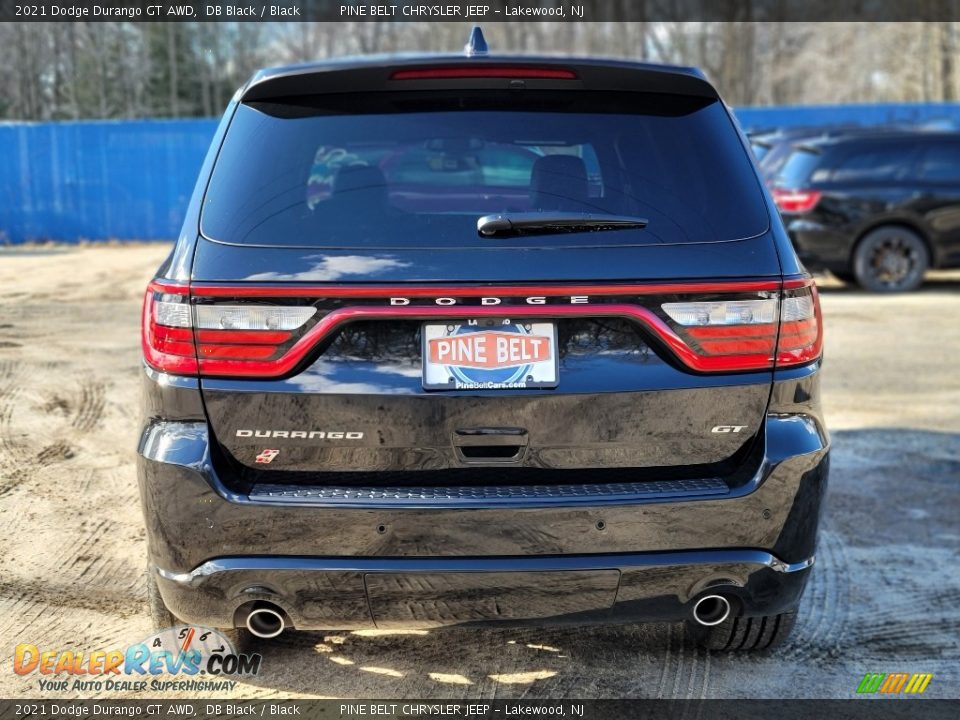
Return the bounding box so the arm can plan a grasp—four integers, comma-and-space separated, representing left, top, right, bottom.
0, 368, 29, 496
783, 532, 833, 658
664, 622, 709, 702
0, 361, 78, 494
0, 594, 53, 644
680, 644, 711, 713
783, 528, 850, 661
0, 359, 19, 380
72, 379, 106, 432
851, 549, 960, 659
64, 518, 111, 571
35, 441, 75, 467
655, 622, 675, 699
84, 553, 143, 592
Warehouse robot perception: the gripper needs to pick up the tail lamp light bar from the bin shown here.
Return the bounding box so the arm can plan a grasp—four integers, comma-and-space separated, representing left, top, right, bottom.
390, 66, 578, 81
772, 188, 822, 214
143, 279, 822, 378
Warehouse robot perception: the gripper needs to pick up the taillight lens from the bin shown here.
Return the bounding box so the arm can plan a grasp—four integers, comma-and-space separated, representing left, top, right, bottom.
193, 304, 314, 363
776, 280, 823, 367
660, 279, 822, 371
772, 188, 822, 214
142, 281, 317, 375
143, 279, 822, 378
142, 281, 198, 375
661, 298, 780, 369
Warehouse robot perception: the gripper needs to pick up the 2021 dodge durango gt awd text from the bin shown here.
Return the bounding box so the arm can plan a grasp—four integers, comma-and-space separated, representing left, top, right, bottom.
138, 50, 828, 652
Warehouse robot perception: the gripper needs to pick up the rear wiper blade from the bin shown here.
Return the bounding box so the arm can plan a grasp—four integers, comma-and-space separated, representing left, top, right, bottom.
477, 212, 648, 238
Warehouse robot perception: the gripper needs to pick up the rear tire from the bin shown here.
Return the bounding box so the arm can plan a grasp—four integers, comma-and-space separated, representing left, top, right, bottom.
146, 565, 256, 648
685, 611, 797, 651
145, 566, 178, 630
853, 226, 928, 292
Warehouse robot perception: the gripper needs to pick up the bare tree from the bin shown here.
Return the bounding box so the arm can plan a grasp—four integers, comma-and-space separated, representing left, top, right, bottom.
0, 21, 957, 120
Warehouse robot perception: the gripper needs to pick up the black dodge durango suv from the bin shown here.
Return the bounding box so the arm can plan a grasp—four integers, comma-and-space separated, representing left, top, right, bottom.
139, 43, 828, 651
772, 131, 960, 291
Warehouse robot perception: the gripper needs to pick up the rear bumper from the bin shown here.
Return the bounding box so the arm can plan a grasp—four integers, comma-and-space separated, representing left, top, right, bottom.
137, 383, 828, 630
154, 550, 814, 630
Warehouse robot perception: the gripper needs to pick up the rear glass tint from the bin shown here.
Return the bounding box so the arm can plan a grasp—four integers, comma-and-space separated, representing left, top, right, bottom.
918, 142, 960, 181
774, 148, 821, 188
831, 144, 917, 182
201, 91, 768, 248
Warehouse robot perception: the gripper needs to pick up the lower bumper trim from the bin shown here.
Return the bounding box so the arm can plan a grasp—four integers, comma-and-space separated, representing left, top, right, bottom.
159, 549, 814, 587
154, 549, 815, 631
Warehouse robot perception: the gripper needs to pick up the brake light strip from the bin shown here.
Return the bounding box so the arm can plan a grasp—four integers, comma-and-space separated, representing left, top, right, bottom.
193, 304, 775, 377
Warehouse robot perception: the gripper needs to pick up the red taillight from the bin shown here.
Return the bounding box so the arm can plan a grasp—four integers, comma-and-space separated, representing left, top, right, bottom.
776, 279, 823, 367
142, 281, 198, 375
661, 297, 780, 371
390, 66, 578, 81
772, 188, 822, 214
684, 325, 778, 356
141, 280, 316, 377
143, 279, 822, 378
659, 278, 822, 371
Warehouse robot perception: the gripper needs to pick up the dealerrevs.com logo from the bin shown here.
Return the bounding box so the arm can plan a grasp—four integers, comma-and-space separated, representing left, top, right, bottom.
14, 626, 261, 693
856, 672, 934, 695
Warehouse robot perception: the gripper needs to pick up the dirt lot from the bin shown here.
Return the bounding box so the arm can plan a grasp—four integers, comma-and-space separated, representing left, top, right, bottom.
0, 244, 958, 700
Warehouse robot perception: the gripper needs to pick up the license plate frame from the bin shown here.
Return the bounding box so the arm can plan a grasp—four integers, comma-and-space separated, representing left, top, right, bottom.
421, 319, 559, 391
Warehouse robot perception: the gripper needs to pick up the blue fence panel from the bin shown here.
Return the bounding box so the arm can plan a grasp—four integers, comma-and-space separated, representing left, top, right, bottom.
0, 119, 217, 243
3, 103, 960, 244
735, 102, 960, 131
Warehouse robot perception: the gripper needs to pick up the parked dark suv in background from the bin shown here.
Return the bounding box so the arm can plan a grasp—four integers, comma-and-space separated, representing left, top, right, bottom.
772, 131, 960, 291
138, 38, 828, 652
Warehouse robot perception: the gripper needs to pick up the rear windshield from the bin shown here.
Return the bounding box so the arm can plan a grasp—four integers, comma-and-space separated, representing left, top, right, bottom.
751, 142, 772, 161
201, 91, 769, 248
774, 148, 822, 188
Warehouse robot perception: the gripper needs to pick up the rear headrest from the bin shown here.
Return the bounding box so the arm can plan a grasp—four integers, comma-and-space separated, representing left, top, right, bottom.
332, 165, 388, 203
530, 155, 588, 211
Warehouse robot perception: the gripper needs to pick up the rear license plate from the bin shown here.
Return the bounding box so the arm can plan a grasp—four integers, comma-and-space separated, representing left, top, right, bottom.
422, 319, 558, 390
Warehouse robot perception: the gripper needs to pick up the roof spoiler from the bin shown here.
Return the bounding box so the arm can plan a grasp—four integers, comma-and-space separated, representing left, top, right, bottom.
239, 56, 719, 104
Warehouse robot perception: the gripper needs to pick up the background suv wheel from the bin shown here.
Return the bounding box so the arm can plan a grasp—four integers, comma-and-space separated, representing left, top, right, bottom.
853, 226, 929, 292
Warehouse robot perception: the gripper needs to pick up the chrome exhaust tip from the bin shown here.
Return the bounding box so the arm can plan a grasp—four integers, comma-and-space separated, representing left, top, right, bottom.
692, 594, 731, 626
245, 604, 285, 638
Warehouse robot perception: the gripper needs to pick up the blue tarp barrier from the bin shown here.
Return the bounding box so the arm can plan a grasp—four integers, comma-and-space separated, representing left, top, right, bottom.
0, 120, 216, 244
2, 103, 960, 244
735, 102, 960, 132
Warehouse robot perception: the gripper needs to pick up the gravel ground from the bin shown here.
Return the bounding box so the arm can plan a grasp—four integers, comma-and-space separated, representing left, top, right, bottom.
0, 244, 957, 700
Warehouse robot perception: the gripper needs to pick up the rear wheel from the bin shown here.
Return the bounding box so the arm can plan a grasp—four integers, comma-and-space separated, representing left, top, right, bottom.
146, 565, 257, 648
853, 226, 928, 292
685, 611, 797, 651
145, 566, 178, 630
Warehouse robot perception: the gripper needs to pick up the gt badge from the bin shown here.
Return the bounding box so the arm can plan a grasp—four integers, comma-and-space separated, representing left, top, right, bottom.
711, 425, 747, 433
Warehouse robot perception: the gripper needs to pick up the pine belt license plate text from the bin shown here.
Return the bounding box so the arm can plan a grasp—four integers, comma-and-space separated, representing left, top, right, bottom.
422, 320, 559, 390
